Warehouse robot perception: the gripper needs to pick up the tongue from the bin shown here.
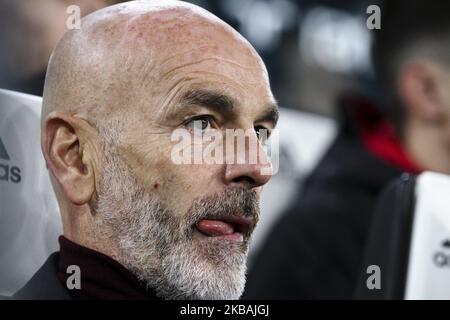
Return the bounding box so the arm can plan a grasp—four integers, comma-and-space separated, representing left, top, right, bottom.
196, 219, 235, 237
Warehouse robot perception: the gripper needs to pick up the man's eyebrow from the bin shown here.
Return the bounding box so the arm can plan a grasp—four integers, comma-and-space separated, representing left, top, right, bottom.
256, 102, 279, 128
178, 88, 279, 127
179, 89, 236, 113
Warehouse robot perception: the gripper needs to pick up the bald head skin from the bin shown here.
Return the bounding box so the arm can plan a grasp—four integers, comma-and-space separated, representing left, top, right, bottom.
43, 0, 270, 120
41, 0, 277, 299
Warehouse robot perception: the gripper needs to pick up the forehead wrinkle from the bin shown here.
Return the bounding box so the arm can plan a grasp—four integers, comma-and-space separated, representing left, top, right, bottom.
203, 70, 264, 87
167, 72, 246, 101
157, 45, 222, 66
157, 78, 245, 123
134, 45, 216, 87
159, 56, 262, 82
153, 77, 202, 121
163, 75, 262, 109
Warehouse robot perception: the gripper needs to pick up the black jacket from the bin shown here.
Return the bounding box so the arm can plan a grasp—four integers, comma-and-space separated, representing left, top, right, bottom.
243, 97, 406, 299
11, 253, 72, 300
7, 236, 159, 300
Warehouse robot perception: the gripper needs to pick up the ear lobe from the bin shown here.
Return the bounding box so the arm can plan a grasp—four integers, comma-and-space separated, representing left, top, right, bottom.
42, 113, 96, 206
398, 61, 445, 122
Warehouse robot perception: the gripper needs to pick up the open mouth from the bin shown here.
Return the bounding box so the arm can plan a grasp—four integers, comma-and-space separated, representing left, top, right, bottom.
195, 215, 255, 242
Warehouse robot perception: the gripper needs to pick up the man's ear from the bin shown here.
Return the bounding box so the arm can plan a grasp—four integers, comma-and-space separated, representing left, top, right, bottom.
42, 112, 97, 206
397, 60, 447, 123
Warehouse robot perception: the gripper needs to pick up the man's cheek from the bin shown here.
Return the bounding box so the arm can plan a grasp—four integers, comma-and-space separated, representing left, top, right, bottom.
118, 143, 170, 187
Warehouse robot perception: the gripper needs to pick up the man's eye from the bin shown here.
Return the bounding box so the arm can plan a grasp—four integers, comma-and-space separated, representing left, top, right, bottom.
185, 116, 213, 131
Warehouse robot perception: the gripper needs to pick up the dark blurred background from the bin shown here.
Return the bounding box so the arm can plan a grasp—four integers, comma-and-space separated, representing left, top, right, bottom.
193, 0, 375, 118
0, 0, 375, 118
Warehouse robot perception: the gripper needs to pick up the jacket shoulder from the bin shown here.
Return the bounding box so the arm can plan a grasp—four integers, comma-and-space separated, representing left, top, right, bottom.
12, 252, 72, 300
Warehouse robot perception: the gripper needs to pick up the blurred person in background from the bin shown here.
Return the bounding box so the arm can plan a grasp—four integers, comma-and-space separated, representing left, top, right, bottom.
0, 0, 112, 96
245, 0, 450, 299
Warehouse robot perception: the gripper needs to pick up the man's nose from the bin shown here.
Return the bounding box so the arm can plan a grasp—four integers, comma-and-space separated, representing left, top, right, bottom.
224, 134, 273, 188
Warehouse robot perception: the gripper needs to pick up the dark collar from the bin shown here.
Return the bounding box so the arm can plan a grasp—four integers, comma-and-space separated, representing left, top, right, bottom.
57, 236, 158, 300
13, 237, 159, 300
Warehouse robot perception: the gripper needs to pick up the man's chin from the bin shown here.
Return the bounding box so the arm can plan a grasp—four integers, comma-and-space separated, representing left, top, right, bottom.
153, 238, 248, 300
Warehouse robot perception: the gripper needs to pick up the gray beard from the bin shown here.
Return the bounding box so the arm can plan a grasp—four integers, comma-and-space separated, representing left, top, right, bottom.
93, 142, 259, 300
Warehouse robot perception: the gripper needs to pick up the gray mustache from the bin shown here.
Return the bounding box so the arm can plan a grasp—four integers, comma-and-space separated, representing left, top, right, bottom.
184, 187, 260, 237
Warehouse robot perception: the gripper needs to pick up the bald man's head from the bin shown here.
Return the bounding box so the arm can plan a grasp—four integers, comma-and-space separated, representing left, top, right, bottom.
42, 0, 266, 122
41, 0, 277, 300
